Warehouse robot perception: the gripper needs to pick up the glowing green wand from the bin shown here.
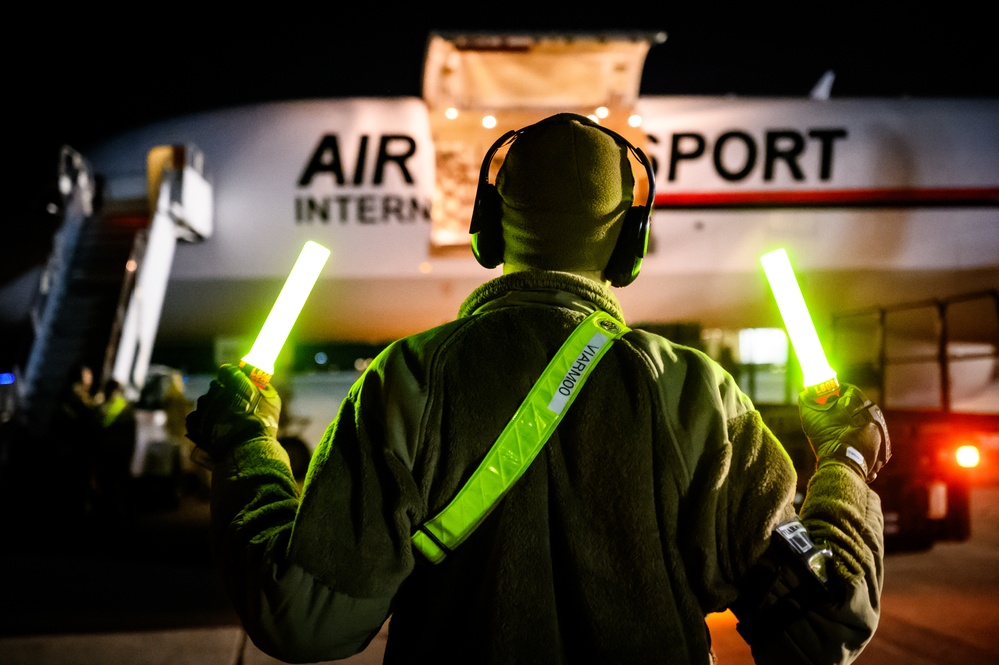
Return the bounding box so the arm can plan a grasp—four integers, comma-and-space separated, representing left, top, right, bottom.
760, 248, 840, 403
240, 240, 331, 387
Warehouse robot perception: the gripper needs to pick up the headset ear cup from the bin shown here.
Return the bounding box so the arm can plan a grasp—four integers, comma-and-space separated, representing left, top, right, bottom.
604, 134, 654, 288
604, 206, 650, 287
470, 183, 505, 269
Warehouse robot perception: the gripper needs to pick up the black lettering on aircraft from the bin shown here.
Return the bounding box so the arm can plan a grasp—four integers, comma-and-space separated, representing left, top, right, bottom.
659, 128, 848, 183
299, 135, 347, 186
668, 133, 706, 181
298, 134, 418, 187
373, 136, 416, 184
714, 131, 757, 182
357, 195, 376, 223
808, 129, 848, 180
765, 130, 806, 181
294, 195, 431, 224
353, 136, 369, 186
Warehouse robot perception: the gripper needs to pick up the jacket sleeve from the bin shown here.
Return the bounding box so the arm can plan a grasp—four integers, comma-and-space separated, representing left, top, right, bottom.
654, 343, 883, 665
734, 463, 885, 665
209, 344, 425, 663
719, 420, 885, 664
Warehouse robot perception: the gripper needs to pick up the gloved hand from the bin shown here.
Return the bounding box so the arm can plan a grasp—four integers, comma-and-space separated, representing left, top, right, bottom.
799, 383, 891, 483
186, 363, 281, 462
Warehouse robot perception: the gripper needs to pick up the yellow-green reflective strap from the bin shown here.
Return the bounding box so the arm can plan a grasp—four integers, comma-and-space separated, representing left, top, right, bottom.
412, 310, 630, 564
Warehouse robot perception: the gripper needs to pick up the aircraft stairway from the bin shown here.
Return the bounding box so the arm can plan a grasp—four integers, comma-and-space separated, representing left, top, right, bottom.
18, 147, 148, 441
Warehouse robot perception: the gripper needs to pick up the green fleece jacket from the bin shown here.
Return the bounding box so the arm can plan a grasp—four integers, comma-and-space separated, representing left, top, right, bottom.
209, 271, 883, 664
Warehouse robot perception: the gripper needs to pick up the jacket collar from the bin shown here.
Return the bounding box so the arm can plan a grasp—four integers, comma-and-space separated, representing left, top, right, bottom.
458, 270, 627, 322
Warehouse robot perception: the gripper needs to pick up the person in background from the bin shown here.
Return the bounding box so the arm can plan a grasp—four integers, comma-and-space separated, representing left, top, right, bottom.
187, 113, 889, 664
49, 364, 101, 520
93, 378, 137, 520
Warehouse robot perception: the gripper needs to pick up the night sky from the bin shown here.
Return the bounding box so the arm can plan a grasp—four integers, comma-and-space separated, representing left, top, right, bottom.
11, 6, 997, 159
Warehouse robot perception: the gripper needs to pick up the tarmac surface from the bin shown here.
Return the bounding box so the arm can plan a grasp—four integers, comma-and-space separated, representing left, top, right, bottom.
3, 480, 997, 664
0, 487, 386, 665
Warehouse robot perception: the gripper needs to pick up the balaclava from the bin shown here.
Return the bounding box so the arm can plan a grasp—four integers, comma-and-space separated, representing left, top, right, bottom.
496, 114, 635, 274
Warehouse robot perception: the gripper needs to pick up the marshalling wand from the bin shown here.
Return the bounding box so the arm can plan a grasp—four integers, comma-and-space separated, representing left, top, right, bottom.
189, 240, 329, 471
761, 248, 892, 481
760, 248, 840, 403
240, 240, 331, 388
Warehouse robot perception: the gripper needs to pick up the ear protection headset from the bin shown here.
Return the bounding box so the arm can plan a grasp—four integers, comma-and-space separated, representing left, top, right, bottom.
468, 114, 656, 287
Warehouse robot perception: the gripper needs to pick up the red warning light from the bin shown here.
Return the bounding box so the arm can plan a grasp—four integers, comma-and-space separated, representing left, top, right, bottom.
956, 445, 981, 468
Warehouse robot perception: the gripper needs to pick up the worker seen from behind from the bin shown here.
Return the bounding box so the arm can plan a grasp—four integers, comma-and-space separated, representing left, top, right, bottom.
186, 113, 889, 664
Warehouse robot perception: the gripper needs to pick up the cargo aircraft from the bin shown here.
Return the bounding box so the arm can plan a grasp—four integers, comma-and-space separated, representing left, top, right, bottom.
4, 32, 997, 548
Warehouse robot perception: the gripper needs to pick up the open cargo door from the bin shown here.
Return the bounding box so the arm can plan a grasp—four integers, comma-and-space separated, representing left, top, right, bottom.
421, 31, 665, 250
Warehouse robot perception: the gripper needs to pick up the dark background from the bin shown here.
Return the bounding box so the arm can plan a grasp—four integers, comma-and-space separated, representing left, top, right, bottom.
10, 5, 998, 158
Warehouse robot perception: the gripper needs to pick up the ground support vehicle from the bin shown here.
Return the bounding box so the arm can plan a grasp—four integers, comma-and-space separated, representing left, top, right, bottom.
757, 290, 998, 551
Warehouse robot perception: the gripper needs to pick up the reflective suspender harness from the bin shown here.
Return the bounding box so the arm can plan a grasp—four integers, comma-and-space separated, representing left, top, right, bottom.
412, 310, 630, 564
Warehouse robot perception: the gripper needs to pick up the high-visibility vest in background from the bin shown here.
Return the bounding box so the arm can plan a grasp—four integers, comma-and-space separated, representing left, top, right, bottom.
412, 310, 630, 564
101, 394, 129, 427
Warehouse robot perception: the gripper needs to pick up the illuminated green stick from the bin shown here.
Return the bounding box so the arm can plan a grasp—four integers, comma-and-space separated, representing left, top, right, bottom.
241, 240, 331, 387
760, 248, 839, 400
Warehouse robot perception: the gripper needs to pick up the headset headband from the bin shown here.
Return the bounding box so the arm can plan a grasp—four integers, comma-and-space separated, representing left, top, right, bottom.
469, 113, 656, 287
470, 117, 656, 234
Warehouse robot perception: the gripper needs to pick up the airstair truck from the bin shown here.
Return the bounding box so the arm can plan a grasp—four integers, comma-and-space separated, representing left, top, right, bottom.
0, 143, 212, 511
14, 145, 211, 436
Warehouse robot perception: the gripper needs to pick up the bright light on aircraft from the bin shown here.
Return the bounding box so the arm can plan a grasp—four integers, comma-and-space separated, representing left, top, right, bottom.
482, 115, 497, 129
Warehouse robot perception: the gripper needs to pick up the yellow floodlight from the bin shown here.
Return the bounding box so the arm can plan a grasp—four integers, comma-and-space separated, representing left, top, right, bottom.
241, 240, 331, 387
